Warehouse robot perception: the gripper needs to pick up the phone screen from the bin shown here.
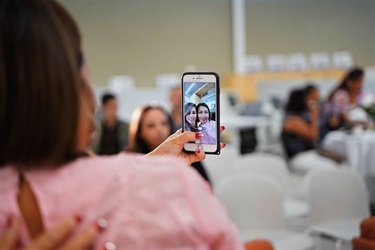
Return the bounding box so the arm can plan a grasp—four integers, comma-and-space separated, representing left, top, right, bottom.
182, 73, 220, 154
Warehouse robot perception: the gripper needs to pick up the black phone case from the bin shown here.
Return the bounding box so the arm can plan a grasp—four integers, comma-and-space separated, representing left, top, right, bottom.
181, 72, 221, 155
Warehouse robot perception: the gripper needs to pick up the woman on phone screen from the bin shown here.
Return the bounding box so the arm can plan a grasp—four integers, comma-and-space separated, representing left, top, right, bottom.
197, 103, 216, 144
184, 102, 198, 132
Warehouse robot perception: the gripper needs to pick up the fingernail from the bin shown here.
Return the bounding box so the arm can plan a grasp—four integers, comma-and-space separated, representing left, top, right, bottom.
6, 217, 13, 228
221, 126, 226, 131
195, 133, 202, 139
102, 242, 117, 250
75, 214, 82, 223
96, 218, 108, 232
196, 149, 201, 154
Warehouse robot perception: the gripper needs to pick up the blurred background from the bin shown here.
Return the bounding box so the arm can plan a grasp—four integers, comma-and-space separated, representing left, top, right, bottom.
61, 0, 374, 87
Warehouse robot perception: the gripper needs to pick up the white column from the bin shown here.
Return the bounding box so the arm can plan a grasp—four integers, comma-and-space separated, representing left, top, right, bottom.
232, 0, 246, 74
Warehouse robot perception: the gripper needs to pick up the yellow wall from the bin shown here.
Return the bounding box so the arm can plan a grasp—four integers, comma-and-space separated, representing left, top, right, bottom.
225, 70, 346, 102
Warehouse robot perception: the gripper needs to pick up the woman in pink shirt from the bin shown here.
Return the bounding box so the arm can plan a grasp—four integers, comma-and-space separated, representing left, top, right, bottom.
324, 67, 369, 130
197, 103, 217, 144
0, 1, 241, 249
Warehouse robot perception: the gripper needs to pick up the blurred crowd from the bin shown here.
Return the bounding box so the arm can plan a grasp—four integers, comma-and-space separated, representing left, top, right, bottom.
281, 67, 372, 167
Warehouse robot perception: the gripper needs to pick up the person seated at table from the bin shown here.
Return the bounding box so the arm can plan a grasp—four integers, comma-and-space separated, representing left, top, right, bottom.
92, 93, 129, 155
281, 89, 317, 159
324, 67, 369, 131
197, 103, 217, 144
281, 88, 340, 172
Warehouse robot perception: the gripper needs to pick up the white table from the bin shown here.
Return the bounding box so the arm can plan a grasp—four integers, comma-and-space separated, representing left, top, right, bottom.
322, 130, 375, 205
322, 130, 375, 176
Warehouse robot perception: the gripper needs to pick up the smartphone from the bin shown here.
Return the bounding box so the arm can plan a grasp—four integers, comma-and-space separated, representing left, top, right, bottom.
182, 72, 220, 155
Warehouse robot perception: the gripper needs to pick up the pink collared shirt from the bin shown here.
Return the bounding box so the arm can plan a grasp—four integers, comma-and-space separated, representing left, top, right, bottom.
0, 154, 242, 249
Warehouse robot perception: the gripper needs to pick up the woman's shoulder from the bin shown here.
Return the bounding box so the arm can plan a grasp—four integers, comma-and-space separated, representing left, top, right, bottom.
34, 154, 195, 222
68, 153, 187, 178
0, 153, 187, 183
284, 112, 304, 121
75, 155, 219, 248
18, 154, 188, 204
283, 114, 308, 129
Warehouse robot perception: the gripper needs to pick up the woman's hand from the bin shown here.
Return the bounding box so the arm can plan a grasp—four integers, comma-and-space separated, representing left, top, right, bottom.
147, 127, 226, 165
0, 215, 115, 250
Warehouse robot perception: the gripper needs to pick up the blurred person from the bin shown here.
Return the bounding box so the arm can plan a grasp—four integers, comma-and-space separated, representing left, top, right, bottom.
169, 86, 182, 132
92, 93, 129, 155
0, 1, 240, 249
281, 88, 342, 172
197, 103, 217, 144
325, 67, 369, 131
127, 105, 172, 154
127, 104, 212, 185
281, 89, 318, 161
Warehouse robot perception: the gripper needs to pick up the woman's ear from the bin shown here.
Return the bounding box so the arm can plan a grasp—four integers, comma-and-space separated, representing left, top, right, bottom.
80, 61, 90, 87
80, 62, 97, 113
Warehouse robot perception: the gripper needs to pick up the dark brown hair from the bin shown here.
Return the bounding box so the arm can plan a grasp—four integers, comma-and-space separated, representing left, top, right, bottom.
284, 89, 307, 114
327, 67, 364, 102
0, 0, 84, 167
197, 103, 211, 121
303, 84, 317, 97
101, 93, 116, 106
127, 105, 172, 154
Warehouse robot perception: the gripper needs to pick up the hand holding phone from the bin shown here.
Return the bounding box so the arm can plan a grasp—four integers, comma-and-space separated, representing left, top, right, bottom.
182, 72, 220, 155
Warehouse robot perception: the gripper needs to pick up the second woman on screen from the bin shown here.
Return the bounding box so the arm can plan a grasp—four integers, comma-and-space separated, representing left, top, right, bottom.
197, 103, 216, 144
